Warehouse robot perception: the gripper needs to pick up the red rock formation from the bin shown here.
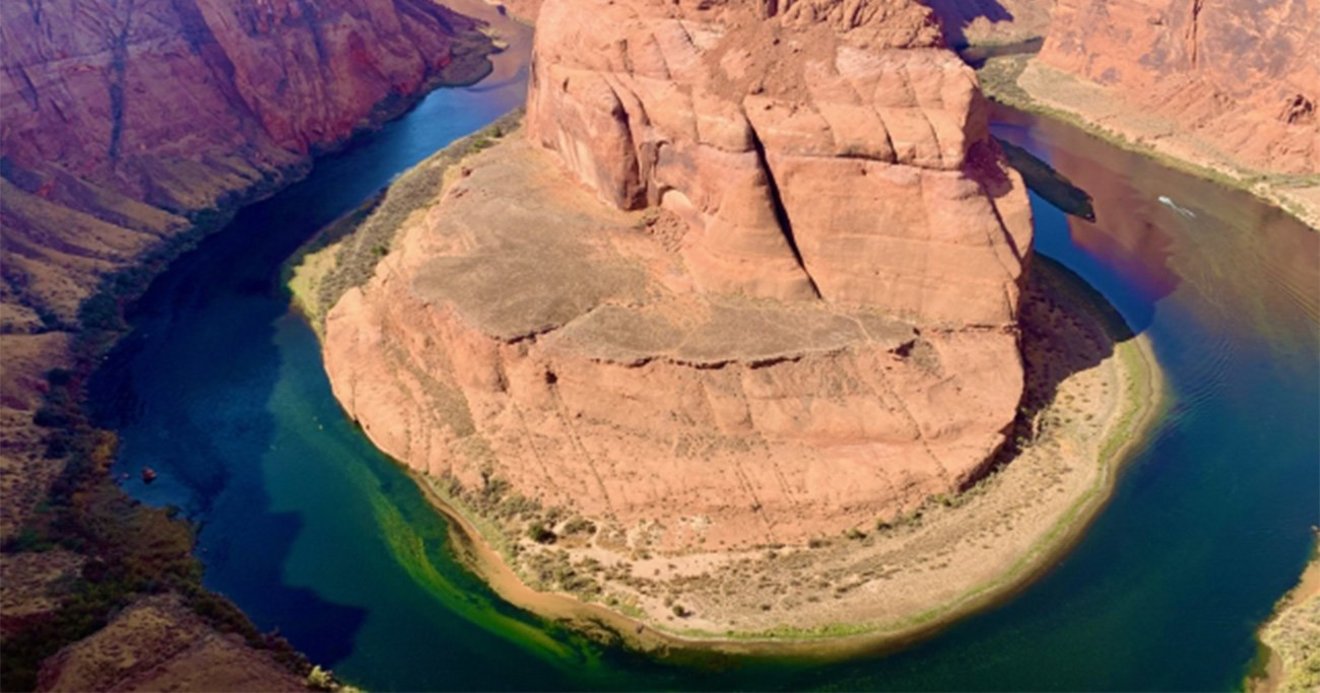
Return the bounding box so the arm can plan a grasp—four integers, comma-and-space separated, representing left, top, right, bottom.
1038, 0, 1320, 175
0, 0, 493, 326
0, 0, 492, 530
325, 0, 1033, 558
527, 0, 1031, 325
0, 3, 492, 684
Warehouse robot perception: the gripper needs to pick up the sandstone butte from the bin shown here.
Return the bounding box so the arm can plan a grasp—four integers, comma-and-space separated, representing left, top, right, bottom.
989, 0, 1320, 227
0, 0, 495, 687
311, 0, 1171, 644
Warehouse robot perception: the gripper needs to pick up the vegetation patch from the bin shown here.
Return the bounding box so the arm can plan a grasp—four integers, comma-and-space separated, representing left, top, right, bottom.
287, 112, 524, 334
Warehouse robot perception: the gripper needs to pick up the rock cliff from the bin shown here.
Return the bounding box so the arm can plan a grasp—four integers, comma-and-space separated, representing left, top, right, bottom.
0, 0, 492, 330
1035, 0, 1319, 176
0, 1, 493, 686
325, 0, 1032, 587
526, 0, 1031, 325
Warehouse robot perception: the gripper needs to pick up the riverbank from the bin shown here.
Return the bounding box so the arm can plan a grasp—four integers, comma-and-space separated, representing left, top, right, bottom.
976, 55, 1320, 231
0, 13, 503, 690
1250, 540, 1320, 693
292, 114, 1165, 652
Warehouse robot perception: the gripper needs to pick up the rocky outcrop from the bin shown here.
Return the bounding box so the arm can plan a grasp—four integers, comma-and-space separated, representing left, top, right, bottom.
36, 594, 303, 692
1036, 0, 1320, 175
325, 0, 1031, 568
527, 0, 1031, 325
0, 0, 493, 532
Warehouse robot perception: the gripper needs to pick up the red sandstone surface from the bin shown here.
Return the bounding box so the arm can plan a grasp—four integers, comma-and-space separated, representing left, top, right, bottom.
325, 0, 1032, 561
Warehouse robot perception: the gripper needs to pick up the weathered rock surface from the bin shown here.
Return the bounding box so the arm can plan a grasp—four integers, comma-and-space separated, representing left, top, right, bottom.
527, 0, 1031, 325
327, 137, 1026, 551
325, 0, 1032, 560
0, 0, 492, 535
0, 1, 492, 687
0, 0, 492, 329
1037, 0, 1320, 176
36, 594, 303, 692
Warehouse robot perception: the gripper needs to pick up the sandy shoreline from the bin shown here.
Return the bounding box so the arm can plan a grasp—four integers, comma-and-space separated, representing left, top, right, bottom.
978, 57, 1320, 231
1251, 541, 1320, 692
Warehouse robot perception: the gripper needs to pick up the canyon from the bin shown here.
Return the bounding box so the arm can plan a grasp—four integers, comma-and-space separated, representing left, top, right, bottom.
313, 0, 1151, 639
0, 0, 1310, 686
0, 0, 495, 688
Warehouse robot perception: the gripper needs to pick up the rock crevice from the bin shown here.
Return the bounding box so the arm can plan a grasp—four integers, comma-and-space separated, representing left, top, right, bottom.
325, 0, 1036, 562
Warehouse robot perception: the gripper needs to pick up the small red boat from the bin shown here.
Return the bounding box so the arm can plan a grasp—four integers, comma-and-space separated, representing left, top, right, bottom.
141, 467, 158, 483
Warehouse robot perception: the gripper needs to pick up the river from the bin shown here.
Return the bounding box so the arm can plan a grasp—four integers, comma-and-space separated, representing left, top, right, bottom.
88, 65, 1319, 689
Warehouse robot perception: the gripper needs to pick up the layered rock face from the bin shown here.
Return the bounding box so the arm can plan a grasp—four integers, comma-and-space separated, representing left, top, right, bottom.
1038, 0, 1319, 174
0, 0, 492, 532
327, 0, 1032, 554
0, 3, 490, 684
0, 0, 490, 329
527, 0, 1030, 325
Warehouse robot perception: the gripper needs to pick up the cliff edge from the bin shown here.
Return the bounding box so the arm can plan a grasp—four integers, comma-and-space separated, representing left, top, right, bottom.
311, 0, 1140, 640
0, 1, 494, 688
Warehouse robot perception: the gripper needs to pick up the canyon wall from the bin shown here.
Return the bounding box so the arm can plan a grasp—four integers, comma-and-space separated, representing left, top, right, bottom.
326, 0, 1033, 570
0, 0, 492, 533
1036, 0, 1319, 175
0, 0, 492, 330
526, 0, 1031, 326
0, 1, 492, 686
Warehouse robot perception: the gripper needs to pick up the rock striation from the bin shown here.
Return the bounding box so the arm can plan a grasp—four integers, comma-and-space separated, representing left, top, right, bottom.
0, 0, 493, 331
527, 0, 1031, 325
1036, 0, 1320, 176
0, 1, 493, 686
0, 0, 493, 534
325, 0, 1032, 573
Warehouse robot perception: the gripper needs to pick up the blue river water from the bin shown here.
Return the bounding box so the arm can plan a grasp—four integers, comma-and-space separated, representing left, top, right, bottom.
90, 71, 1318, 690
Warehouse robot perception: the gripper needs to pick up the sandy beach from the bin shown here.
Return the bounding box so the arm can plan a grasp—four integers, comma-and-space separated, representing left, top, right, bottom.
1252, 545, 1320, 692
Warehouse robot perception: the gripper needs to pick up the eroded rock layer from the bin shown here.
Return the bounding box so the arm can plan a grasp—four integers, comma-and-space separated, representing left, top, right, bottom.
1038, 0, 1320, 175
0, 0, 492, 537
0, 0, 491, 330
527, 0, 1032, 325
0, 1, 492, 686
327, 0, 1032, 556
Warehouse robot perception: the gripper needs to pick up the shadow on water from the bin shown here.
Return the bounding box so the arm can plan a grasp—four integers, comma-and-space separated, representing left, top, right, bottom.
89, 172, 373, 665
88, 79, 527, 672
991, 107, 1184, 335
915, 0, 1019, 48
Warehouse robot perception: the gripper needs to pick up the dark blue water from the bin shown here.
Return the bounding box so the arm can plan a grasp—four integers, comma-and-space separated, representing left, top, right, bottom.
91, 72, 1319, 690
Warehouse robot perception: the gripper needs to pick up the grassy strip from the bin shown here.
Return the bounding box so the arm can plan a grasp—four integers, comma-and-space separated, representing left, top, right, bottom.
286, 111, 524, 335
1245, 536, 1320, 692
